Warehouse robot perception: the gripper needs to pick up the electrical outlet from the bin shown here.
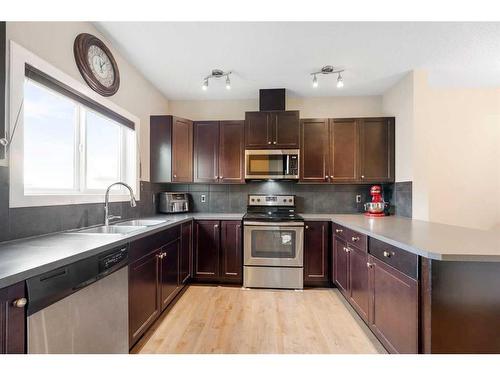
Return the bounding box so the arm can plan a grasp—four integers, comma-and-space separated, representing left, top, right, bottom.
356, 194, 362, 203
201, 194, 206, 203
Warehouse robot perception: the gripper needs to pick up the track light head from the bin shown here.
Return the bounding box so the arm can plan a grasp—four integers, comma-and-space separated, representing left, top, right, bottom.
312, 74, 318, 88
225, 75, 231, 90
336, 73, 344, 88
202, 79, 208, 91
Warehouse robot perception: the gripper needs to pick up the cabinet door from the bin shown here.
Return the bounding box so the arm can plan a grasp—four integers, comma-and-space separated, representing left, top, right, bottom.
159, 240, 180, 310
348, 245, 369, 322
0, 282, 26, 354
129, 250, 160, 345
219, 121, 245, 183
368, 255, 418, 354
194, 220, 220, 280
150, 115, 172, 183
300, 119, 329, 183
359, 118, 394, 183
304, 221, 329, 285
273, 111, 300, 148
220, 221, 243, 283
245, 112, 270, 148
193, 121, 219, 183
180, 221, 192, 284
333, 236, 349, 296
172, 116, 193, 182
329, 119, 358, 182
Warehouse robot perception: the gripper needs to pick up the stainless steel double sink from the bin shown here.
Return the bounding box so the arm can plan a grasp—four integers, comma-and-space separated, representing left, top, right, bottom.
69, 219, 170, 235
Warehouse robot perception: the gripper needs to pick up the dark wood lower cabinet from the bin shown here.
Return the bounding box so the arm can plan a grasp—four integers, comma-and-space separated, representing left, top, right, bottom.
193, 220, 243, 284
128, 225, 185, 348
304, 221, 330, 286
194, 221, 220, 281
348, 245, 369, 322
180, 221, 192, 284
220, 221, 243, 283
159, 240, 180, 310
333, 236, 349, 296
368, 255, 418, 354
128, 250, 160, 346
0, 282, 26, 354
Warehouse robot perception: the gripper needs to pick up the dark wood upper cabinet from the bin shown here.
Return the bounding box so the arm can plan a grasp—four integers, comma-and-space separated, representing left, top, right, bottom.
359, 118, 394, 183
348, 244, 370, 322
180, 221, 192, 284
245, 111, 299, 149
329, 119, 358, 182
368, 254, 418, 354
219, 121, 245, 183
193, 220, 220, 280
272, 111, 300, 148
304, 221, 330, 286
245, 111, 270, 148
220, 221, 243, 283
193, 121, 219, 183
333, 236, 349, 296
172, 117, 193, 182
129, 249, 160, 345
0, 282, 26, 354
150, 115, 193, 183
159, 240, 180, 311
300, 119, 329, 183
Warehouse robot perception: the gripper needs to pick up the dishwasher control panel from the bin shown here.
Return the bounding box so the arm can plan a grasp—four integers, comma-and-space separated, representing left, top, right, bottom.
99, 246, 128, 272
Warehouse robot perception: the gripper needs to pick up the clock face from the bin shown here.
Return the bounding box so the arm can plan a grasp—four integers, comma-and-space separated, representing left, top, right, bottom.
87, 45, 115, 88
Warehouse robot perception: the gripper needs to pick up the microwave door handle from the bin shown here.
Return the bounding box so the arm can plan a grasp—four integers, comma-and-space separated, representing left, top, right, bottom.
285, 155, 289, 175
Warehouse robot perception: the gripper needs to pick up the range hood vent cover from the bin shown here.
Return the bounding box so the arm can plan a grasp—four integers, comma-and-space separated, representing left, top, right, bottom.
259, 89, 286, 111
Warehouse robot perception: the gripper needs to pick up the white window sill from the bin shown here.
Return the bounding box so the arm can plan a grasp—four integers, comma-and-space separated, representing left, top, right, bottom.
9, 193, 141, 208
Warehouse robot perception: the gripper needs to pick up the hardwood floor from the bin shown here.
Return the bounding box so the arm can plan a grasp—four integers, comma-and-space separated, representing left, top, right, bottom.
132, 285, 387, 354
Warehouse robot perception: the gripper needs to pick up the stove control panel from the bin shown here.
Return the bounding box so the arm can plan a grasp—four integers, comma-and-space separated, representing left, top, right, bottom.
248, 194, 295, 207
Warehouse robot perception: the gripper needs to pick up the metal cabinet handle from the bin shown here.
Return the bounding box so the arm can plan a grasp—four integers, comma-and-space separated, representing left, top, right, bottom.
335, 229, 343, 234
268, 141, 272, 144
367, 262, 373, 268
220, 176, 223, 179
383, 251, 392, 258
330, 175, 334, 178
173, 174, 177, 179
12, 298, 27, 308
305, 225, 309, 229
214, 224, 219, 228
351, 236, 360, 242
345, 247, 351, 253
273, 141, 277, 144
361, 175, 365, 179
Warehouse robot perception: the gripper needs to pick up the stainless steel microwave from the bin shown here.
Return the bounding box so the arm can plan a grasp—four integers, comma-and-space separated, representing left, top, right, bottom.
244, 149, 299, 180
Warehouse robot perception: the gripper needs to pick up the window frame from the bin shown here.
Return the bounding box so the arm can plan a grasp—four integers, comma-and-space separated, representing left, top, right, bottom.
8, 41, 141, 208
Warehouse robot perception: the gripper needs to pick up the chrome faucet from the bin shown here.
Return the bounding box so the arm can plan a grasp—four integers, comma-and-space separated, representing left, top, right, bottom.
104, 182, 137, 226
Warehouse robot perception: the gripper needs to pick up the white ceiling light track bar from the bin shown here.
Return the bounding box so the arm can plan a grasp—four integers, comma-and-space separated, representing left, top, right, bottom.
202, 69, 232, 91
311, 65, 345, 89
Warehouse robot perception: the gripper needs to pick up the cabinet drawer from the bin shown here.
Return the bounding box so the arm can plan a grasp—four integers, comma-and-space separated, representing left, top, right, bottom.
368, 237, 418, 279
129, 225, 181, 263
345, 228, 367, 251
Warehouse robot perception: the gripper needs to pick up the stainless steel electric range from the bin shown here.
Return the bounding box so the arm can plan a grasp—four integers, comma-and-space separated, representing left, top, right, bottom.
243, 194, 304, 289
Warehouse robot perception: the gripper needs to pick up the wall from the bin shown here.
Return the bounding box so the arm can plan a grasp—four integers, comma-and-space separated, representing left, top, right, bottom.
382, 72, 414, 183
169, 95, 383, 121
5, 22, 170, 181
412, 71, 500, 230
0, 22, 169, 242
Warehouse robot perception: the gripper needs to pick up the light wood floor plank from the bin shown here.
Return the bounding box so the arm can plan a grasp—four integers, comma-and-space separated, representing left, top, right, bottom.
132, 285, 387, 354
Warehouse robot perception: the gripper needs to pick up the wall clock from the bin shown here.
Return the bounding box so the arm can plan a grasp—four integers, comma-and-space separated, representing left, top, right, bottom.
74, 33, 120, 97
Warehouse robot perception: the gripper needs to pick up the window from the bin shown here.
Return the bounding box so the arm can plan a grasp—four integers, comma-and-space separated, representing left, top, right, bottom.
8, 42, 140, 207
23, 78, 137, 196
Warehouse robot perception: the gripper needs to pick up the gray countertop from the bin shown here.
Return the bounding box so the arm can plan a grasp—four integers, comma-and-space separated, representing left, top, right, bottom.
302, 214, 500, 262
0, 213, 243, 289
1, 211, 499, 289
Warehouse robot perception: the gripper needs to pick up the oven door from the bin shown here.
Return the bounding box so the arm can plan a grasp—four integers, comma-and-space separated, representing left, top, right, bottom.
244, 221, 304, 267
245, 149, 299, 179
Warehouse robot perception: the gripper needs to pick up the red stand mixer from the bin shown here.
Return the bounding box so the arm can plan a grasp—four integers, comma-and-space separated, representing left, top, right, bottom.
364, 185, 388, 217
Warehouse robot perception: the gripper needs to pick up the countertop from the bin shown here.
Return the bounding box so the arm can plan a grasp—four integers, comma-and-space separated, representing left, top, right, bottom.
0, 213, 243, 289
1, 211, 499, 289
302, 214, 500, 262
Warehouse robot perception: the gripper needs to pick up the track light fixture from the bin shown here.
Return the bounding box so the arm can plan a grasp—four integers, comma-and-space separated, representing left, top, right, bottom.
202, 69, 232, 91
310, 65, 345, 89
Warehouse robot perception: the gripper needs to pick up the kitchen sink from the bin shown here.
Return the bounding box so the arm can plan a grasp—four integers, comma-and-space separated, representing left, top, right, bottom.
74, 225, 145, 235
115, 219, 169, 227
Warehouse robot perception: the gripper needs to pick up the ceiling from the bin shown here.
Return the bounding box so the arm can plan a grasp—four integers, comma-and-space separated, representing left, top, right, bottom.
95, 22, 500, 100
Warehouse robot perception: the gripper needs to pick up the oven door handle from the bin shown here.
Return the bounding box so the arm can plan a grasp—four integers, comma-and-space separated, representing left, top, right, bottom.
243, 221, 304, 227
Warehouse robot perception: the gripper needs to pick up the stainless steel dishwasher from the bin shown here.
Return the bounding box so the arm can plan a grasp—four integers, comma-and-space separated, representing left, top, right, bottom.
26, 245, 129, 354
